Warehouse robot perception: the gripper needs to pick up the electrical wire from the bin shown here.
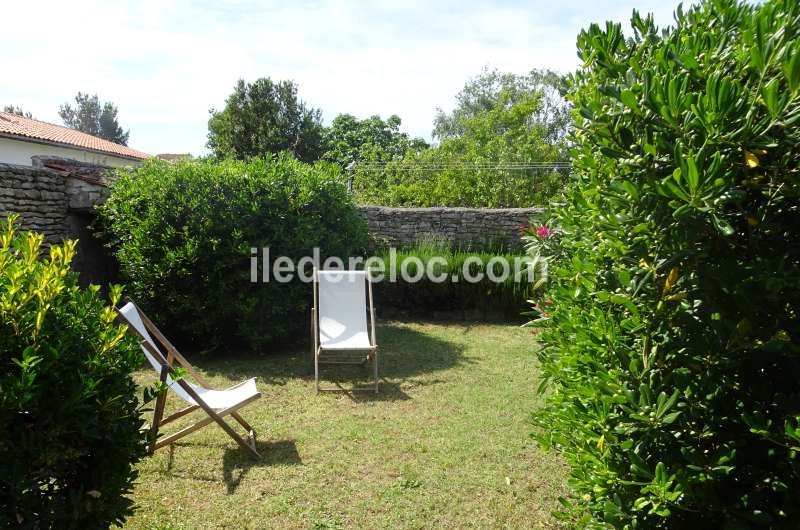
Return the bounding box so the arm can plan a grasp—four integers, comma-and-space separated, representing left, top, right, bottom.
352, 162, 571, 171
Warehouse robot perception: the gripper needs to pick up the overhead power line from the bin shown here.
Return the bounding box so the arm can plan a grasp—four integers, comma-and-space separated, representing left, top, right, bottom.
352, 162, 571, 171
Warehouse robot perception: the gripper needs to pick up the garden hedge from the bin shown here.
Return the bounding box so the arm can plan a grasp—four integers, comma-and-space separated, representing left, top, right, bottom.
371, 243, 535, 318
0, 216, 148, 528
99, 155, 368, 351
531, 0, 800, 527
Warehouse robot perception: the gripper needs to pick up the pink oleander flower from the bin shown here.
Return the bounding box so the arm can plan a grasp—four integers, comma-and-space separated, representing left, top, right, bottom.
536, 225, 551, 239
533, 303, 549, 318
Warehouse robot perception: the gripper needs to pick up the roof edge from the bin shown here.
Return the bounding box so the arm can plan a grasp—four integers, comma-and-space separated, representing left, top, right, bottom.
0, 132, 149, 162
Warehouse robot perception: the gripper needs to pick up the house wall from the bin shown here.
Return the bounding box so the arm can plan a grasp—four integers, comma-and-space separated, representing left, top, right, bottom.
0, 136, 141, 168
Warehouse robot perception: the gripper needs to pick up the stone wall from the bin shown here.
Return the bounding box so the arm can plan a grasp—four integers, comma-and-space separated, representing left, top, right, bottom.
66, 176, 111, 211
359, 206, 542, 250
0, 160, 116, 285
0, 163, 69, 246
3, 159, 542, 287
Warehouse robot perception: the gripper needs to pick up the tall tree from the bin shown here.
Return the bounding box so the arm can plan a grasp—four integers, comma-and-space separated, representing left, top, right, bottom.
354, 67, 571, 207
59, 93, 130, 145
433, 67, 571, 148
322, 113, 428, 169
207, 78, 325, 162
3, 105, 33, 118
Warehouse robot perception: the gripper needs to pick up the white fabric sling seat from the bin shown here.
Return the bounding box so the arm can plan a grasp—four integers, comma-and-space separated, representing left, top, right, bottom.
118, 301, 261, 458
312, 269, 379, 393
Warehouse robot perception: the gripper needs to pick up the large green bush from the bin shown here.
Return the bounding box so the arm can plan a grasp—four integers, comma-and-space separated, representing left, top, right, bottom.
0, 216, 147, 528
532, 0, 800, 527
99, 155, 368, 350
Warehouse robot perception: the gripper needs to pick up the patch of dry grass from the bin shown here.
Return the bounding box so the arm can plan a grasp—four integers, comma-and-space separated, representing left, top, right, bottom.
122, 321, 566, 529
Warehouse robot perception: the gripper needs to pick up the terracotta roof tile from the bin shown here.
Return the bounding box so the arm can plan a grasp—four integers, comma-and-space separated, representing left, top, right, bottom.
0, 112, 149, 160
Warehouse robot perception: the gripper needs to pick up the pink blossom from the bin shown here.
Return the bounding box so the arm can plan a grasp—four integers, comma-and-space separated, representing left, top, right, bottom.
533, 303, 549, 318
536, 225, 552, 239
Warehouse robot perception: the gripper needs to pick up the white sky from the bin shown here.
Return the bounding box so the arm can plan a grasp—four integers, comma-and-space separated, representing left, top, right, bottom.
1, 0, 681, 156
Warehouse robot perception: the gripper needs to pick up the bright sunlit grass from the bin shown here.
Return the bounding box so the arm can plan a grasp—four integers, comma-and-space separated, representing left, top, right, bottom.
123, 321, 566, 529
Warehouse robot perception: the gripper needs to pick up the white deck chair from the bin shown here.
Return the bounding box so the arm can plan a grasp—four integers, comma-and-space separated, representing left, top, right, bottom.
117, 300, 261, 458
312, 269, 378, 393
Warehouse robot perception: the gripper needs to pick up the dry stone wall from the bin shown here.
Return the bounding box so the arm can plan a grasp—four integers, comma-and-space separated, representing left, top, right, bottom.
359, 206, 542, 250
0, 163, 69, 246
0, 160, 116, 285
66, 177, 110, 211
3, 158, 542, 286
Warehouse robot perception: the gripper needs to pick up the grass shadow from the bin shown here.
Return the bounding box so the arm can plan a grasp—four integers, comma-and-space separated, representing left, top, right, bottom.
349, 380, 412, 402
222, 439, 301, 494
315, 379, 412, 402
197, 322, 469, 390
156, 439, 300, 492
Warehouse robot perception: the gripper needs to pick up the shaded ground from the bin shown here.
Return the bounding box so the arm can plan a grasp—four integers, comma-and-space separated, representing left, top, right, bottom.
123, 321, 567, 529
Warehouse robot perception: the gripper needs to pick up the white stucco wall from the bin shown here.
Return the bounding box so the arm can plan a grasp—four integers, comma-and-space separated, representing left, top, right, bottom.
0, 136, 143, 168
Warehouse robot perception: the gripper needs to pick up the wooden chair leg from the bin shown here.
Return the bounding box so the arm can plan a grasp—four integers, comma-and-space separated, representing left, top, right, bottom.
174, 381, 261, 459
206, 410, 260, 459
310, 308, 316, 370
159, 404, 200, 428
231, 411, 257, 448
315, 348, 320, 394
149, 371, 169, 454
373, 348, 379, 394
231, 411, 252, 432
148, 396, 165, 454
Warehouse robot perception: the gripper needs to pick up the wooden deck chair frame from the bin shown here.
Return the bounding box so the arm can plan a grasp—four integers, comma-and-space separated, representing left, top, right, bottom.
311, 268, 379, 393
117, 300, 261, 459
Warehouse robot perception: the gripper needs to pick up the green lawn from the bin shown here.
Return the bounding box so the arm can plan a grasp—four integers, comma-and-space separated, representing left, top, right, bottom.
124, 321, 567, 529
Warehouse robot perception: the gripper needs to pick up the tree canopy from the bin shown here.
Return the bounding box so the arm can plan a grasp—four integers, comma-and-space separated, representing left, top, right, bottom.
207, 78, 325, 163
322, 113, 428, 169
200, 68, 571, 207
3, 105, 33, 119
352, 67, 571, 207
433, 67, 571, 147
59, 93, 129, 145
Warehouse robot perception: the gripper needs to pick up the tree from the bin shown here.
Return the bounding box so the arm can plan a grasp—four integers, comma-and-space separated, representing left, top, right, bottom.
433, 67, 571, 147
352, 68, 570, 207
322, 113, 428, 169
59, 93, 130, 145
3, 105, 33, 118
207, 78, 325, 163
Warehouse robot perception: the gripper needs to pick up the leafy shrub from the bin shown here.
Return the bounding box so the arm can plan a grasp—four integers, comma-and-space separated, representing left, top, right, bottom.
354, 160, 568, 208
371, 242, 536, 317
0, 216, 147, 528
532, 0, 800, 527
99, 155, 368, 350
352, 68, 570, 208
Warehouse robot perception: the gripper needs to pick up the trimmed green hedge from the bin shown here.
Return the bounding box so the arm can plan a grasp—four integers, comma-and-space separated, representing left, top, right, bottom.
532, 0, 800, 527
99, 155, 368, 351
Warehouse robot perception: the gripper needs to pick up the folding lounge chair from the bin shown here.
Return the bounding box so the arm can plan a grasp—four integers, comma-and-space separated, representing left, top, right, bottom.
311, 269, 379, 393
117, 301, 261, 459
